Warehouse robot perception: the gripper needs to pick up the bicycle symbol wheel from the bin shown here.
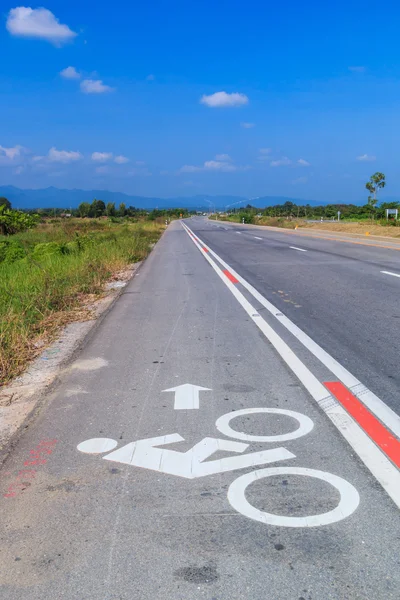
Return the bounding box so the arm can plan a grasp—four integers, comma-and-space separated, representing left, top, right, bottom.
227, 466, 360, 527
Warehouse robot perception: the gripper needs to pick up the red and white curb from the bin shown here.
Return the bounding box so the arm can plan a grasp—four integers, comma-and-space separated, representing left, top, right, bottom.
181, 221, 400, 509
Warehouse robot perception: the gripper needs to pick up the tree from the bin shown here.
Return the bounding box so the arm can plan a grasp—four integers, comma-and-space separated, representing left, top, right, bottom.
366, 172, 385, 217
0, 205, 39, 235
0, 197, 11, 209
89, 199, 106, 218
106, 202, 116, 217
78, 202, 91, 218
119, 202, 126, 217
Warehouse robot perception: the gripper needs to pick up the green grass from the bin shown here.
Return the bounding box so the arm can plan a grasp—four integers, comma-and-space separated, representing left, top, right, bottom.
0, 218, 164, 384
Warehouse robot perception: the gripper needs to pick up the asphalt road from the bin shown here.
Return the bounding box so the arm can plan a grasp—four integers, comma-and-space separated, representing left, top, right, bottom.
0, 218, 399, 599
196, 217, 400, 415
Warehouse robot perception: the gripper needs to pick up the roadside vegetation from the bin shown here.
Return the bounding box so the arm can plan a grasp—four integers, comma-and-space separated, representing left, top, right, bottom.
0, 201, 175, 385
214, 172, 400, 235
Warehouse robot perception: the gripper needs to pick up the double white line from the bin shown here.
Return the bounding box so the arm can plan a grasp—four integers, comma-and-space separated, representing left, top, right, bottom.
181, 221, 400, 508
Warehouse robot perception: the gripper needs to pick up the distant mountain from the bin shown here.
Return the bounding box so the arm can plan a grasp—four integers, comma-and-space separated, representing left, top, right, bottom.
0, 186, 322, 210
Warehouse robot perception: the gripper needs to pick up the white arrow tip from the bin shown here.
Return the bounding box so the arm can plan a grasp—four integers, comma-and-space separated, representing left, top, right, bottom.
162, 383, 212, 393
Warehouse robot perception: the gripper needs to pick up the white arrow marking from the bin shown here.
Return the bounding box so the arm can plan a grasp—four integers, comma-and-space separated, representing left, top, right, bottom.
102, 434, 295, 479
162, 383, 212, 409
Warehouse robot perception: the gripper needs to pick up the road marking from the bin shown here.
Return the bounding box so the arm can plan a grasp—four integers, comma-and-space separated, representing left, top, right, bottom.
182, 222, 400, 441
181, 222, 400, 508
229, 224, 400, 252
223, 269, 239, 284
227, 467, 360, 528
236, 232, 242, 234
77, 438, 118, 454
290, 246, 307, 252
3, 439, 57, 499
381, 270, 400, 278
254, 236, 263, 240
95, 435, 295, 479
325, 382, 400, 469
215, 408, 314, 443
162, 383, 211, 410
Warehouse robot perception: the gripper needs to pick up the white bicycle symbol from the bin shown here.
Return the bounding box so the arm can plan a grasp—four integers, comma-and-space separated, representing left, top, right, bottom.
78, 407, 360, 528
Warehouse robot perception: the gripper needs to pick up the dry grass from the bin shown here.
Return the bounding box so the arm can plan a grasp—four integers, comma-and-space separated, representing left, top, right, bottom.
298, 221, 400, 238
0, 219, 164, 385
231, 215, 400, 239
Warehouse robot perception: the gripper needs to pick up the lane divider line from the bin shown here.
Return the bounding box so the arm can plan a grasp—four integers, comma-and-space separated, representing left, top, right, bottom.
183, 222, 400, 441
218, 222, 400, 252
290, 246, 307, 252
381, 270, 400, 278
223, 269, 239, 284
181, 221, 400, 508
254, 236, 263, 240
325, 382, 400, 469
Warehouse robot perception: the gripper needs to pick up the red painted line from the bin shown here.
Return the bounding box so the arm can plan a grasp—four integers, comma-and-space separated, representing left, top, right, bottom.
325, 382, 400, 468
223, 269, 239, 284
202, 247, 209, 253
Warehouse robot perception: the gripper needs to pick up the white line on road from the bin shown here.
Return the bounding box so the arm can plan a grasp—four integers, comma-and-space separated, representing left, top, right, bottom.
184, 223, 400, 441
290, 246, 307, 252
181, 222, 400, 509
381, 270, 400, 278
254, 236, 263, 240
236, 232, 242, 234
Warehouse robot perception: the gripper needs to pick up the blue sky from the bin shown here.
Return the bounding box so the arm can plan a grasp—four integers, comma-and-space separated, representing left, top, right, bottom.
0, 1, 398, 202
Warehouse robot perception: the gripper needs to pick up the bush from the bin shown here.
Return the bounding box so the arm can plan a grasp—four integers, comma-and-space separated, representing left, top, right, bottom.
0, 205, 39, 235
238, 213, 254, 224
32, 242, 61, 261
0, 240, 27, 264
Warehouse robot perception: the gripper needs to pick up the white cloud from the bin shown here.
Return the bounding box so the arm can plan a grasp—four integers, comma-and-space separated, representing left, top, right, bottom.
204, 160, 237, 172
92, 152, 113, 162
258, 148, 272, 160
128, 167, 151, 177
270, 157, 292, 167
297, 158, 311, 166
357, 154, 376, 162
180, 164, 202, 173
241, 122, 255, 128
48, 147, 82, 163
0, 145, 24, 160
179, 157, 249, 174
146, 74, 155, 81
6, 7, 76, 45
348, 66, 366, 73
215, 153, 232, 162
80, 79, 114, 94
95, 166, 109, 174
114, 155, 129, 164
200, 91, 249, 108
60, 66, 81, 80
292, 176, 308, 184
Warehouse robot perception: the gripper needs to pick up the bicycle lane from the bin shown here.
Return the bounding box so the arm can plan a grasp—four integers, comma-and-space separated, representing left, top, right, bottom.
0, 221, 398, 600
